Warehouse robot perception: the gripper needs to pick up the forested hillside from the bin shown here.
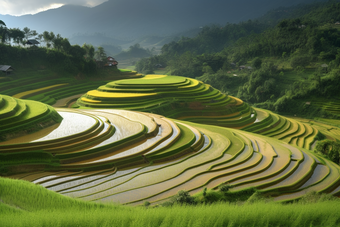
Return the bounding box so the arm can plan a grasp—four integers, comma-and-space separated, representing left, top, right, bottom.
136, 1, 340, 118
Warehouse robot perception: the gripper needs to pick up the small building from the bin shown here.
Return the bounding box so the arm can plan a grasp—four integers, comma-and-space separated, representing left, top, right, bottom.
335, 21, 340, 25
107, 56, 116, 62
239, 65, 252, 70
0, 65, 14, 75
105, 56, 118, 67
26, 39, 40, 46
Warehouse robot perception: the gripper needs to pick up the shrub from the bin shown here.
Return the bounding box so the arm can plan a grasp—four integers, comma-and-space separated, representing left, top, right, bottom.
298, 191, 339, 204
246, 191, 268, 204
252, 57, 262, 69
170, 190, 196, 205
219, 183, 231, 193
290, 55, 310, 69
314, 139, 340, 165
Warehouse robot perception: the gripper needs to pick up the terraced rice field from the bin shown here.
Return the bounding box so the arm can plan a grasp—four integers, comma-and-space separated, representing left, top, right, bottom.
2, 107, 340, 204
309, 98, 340, 116
1, 70, 142, 107
0, 94, 62, 141
1, 74, 340, 205
77, 75, 340, 150
77, 75, 257, 128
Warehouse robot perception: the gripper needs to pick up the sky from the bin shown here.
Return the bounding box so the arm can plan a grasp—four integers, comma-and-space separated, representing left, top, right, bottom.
0, 0, 107, 16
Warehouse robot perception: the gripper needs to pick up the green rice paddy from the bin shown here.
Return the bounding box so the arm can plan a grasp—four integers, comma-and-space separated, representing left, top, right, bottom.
1, 73, 340, 218
77, 75, 340, 150
1, 106, 339, 204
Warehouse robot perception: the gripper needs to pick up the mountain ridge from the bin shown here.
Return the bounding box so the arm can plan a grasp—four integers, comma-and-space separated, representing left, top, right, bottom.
0, 0, 328, 46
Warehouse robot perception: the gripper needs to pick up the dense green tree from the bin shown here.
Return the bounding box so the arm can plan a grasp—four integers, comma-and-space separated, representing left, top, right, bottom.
9, 28, 25, 45
61, 38, 71, 53
42, 31, 55, 48
94, 46, 107, 61
52, 34, 63, 51
0, 20, 6, 27
23, 27, 37, 40
82, 43, 95, 60
115, 43, 152, 60
252, 57, 262, 69
69, 45, 86, 59
0, 26, 9, 43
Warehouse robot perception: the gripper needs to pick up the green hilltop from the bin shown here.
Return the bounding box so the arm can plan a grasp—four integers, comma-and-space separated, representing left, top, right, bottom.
77, 74, 340, 151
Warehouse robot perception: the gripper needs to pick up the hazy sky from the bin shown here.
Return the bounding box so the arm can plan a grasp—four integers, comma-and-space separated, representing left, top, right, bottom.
0, 0, 107, 16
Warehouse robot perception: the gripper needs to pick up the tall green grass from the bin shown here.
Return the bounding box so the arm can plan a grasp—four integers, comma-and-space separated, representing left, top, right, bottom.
2, 200, 340, 227
1, 177, 340, 227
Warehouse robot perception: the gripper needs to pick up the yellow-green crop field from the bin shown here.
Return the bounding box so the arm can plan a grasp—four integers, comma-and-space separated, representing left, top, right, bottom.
77, 75, 340, 150
1, 73, 340, 208
1, 95, 340, 204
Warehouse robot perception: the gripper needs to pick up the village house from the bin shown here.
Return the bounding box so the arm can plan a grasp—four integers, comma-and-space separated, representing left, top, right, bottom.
26, 39, 40, 47
239, 65, 252, 70
0, 65, 14, 75
105, 56, 118, 67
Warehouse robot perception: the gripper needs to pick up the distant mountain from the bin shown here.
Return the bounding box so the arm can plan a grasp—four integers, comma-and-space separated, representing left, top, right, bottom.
0, 0, 328, 47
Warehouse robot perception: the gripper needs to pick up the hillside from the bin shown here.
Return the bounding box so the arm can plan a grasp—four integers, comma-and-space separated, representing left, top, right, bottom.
1, 1, 340, 225
1, 0, 328, 46
1, 177, 340, 227
135, 1, 340, 119
1, 75, 340, 205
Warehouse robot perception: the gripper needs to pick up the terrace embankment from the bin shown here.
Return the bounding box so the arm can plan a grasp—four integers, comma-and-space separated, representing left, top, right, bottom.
76, 74, 340, 150
1, 106, 340, 204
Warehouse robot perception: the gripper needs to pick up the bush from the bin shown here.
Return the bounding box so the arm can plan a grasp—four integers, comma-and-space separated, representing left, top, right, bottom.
219, 183, 231, 193
170, 190, 196, 205
252, 57, 262, 69
314, 139, 340, 165
246, 191, 268, 204
298, 191, 339, 204
290, 55, 310, 69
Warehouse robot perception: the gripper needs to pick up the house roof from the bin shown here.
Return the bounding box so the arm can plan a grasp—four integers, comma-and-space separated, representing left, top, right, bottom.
26, 39, 40, 45
107, 57, 117, 62
0, 65, 14, 72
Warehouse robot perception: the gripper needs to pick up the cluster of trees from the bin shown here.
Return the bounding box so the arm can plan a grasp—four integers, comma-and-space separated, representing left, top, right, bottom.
0, 21, 26, 45
161, 20, 268, 57
0, 20, 113, 75
115, 43, 152, 60
135, 1, 340, 118
229, 17, 340, 65
237, 62, 279, 103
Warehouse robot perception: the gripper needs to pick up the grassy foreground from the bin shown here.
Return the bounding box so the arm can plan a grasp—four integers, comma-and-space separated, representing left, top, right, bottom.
1, 177, 340, 227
